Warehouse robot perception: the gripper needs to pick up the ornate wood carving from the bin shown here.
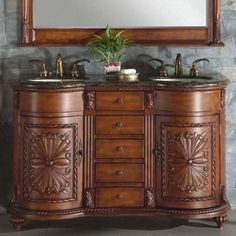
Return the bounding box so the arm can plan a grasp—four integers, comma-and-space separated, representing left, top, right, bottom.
214, 215, 229, 228
11, 216, 25, 231
220, 89, 226, 108
145, 92, 154, 110
23, 124, 78, 203
211, 0, 224, 46
29, 131, 72, 195
167, 131, 209, 193
85, 91, 95, 110
22, 0, 32, 44
161, 122, 216, 202
145, 188, 155, 208
85, 188, 95, 208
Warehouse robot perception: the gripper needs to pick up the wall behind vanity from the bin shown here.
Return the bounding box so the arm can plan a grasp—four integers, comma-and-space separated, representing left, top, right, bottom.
0, 0, 236, 213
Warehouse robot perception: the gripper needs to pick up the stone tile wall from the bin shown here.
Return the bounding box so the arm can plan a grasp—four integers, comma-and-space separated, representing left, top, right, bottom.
0, 0, 236, 213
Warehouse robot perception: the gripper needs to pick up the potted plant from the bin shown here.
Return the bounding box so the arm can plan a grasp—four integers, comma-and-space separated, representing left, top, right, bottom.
86, 25, 135, 75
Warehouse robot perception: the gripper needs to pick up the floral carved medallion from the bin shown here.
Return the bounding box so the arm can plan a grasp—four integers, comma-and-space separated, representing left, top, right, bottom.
29, 131, 72, 195
167, 131, 209, 194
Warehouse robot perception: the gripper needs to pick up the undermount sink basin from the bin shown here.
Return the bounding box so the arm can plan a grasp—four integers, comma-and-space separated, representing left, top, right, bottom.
150, 77, 212, 82
27, 78, 83, 83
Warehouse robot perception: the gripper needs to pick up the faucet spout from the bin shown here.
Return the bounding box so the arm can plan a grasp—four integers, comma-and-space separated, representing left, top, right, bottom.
174, 53, 183, 77
56, 53, 64, 77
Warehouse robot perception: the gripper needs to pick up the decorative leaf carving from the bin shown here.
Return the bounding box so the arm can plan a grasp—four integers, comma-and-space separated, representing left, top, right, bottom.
167, 131, 209, 193
29, 132, 72, 195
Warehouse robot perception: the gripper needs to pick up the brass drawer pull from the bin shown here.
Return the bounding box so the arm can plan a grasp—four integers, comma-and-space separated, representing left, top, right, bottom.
116, 98, 124, 104
116, 194, 124, 200
116, 170, 124, 176
116, 146, 124, 152
115, 122, 124, 128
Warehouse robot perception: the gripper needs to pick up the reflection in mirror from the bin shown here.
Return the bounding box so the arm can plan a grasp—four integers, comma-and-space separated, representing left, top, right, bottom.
33, 0, 208, 28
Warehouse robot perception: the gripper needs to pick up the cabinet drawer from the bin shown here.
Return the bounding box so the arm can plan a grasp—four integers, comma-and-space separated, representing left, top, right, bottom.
96, 92, 144, 110
20, 91, 83, 113
96, 164, 144, 183
96, 116, 144, 135
96, 140, 144, 159
96, 188, 144, 207
155, 90, 220, 112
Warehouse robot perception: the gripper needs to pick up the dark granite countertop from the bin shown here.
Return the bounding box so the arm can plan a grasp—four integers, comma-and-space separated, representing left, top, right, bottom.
13, 74, 229, 90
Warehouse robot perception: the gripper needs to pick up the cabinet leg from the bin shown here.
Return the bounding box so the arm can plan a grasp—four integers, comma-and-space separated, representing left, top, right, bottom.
11, 215, 25, 231
213, 215, 229, 229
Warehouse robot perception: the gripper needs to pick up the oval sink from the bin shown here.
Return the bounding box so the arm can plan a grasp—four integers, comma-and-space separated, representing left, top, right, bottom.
28, 79, 83, 83
150, 76, 212, 82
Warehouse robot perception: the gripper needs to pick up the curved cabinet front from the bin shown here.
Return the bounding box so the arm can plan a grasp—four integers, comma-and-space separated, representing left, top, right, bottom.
8, 84, 230, 230
9, 89, 84, 220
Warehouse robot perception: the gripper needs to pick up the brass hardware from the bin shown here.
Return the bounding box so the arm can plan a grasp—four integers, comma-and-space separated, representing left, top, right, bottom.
116, 194, 124, 200
116, 146, 124, 152
56, 53, 64, 78
149, 58, 168, 77
174, 53, 183, 77
71, 63, 79, 78
115, 122, 124, 128
70, 59, 90, 78
116, 98, 124, 104
28, 59, 48, 77
116, 170, 124, 176
190, 58, 209, 77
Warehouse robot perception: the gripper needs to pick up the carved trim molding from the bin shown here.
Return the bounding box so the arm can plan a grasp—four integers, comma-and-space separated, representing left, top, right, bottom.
84, 188, 95, 208
220, 89, 226, 108
145, 92, 154, 109
85, 91, 95, 110
161, 122, 216, 202
23, 123, 79, 203
145, 188, 155, 208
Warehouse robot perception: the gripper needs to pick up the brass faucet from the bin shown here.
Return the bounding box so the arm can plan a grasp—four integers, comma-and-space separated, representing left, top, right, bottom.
56, 53, 64, 77
174, 53, 183, 77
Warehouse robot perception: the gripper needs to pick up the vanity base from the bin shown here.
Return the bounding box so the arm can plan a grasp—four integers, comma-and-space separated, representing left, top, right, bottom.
8, 202, 230, 229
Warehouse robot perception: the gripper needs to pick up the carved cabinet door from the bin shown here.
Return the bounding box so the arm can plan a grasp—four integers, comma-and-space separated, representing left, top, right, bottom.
156, 115, 220, 209
18, 116, 83, 211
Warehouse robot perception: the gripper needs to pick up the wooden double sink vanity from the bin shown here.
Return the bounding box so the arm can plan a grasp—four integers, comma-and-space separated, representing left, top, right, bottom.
8, 75, 230, 230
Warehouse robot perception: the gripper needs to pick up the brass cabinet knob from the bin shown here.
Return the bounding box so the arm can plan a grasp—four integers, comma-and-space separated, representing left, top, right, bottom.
116, 170, 124, 176
115, 122, 124, 128
116, 194, 124, 200
116, 146, 124, 152
116, 98, 124, 104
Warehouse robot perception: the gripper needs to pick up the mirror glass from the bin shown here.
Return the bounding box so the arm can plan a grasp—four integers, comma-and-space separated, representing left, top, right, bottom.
33, 0, 208, 28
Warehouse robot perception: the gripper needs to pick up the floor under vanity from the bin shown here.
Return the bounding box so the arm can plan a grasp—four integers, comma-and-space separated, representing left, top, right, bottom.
0, 211, 235, 235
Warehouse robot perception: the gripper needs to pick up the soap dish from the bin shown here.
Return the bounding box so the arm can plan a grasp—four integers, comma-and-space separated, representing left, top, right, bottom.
117, 73, 139, 82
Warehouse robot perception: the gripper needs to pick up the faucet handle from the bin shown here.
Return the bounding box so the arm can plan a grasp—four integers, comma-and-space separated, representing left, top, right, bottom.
190, 58, 209, 77
149, 58, 168, 77
28, 59, 48, 77
70, 59, 90, 78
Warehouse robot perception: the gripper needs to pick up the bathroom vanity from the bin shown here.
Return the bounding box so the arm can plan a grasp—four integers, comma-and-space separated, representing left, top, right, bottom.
8, 75, 230, 230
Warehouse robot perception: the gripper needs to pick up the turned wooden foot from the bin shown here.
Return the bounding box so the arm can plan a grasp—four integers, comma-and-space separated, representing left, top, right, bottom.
11, 215, 25, 231
214, 215, 229, 229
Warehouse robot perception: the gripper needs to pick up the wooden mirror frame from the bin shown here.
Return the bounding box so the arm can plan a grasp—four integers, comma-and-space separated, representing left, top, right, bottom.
21, 0, 223, 46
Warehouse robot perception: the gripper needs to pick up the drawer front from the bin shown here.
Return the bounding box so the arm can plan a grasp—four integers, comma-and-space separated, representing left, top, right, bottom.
155, 90, 220, 112
20, 91, 84, 113
96, 140, 144, 159
96, 92, 144, 110
96, 116, 144, 135
96, 188, 144, 207
96, 164, 144, 183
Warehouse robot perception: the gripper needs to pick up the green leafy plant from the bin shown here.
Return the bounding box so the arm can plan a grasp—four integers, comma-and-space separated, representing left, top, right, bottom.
86, 25, 135, 64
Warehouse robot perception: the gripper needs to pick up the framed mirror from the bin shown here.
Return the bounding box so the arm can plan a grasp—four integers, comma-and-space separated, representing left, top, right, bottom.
21, 0, 223, 46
